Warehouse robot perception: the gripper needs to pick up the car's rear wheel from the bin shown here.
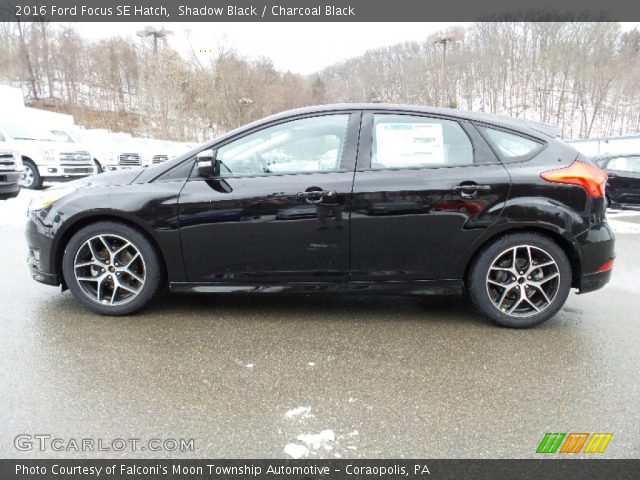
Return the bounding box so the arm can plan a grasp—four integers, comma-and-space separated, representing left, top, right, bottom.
62, 221, 163, 315
467, 233, 571, 328
22, 160, 43, 189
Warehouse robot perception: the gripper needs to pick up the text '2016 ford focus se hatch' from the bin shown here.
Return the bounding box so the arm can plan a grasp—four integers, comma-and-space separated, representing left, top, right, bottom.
25, 104, 615, 328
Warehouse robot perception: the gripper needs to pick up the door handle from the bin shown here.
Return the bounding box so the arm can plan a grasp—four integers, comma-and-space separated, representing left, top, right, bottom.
297, 190, 337, 204
452, 184, 492, 192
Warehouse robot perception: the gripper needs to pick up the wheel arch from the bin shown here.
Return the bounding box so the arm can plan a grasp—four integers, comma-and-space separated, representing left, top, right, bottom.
463, 226, 581, 289
54, 213, 167, 287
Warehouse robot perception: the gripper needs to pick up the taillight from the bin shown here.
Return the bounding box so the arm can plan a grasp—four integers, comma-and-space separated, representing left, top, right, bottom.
540, 160, 608, 198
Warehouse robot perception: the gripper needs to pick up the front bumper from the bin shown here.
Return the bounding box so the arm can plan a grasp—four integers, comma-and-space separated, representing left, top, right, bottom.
25, 212, 61, 286
27, 254, 60, 285
573, 221, 615, 293
0, 171, 21, 199
42, 165, 95, 178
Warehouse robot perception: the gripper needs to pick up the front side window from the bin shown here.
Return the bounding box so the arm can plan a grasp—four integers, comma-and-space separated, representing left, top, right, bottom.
480, 126, 542, 159
370, 115, 473, 169
606, 156, 640, 173
215, 114, 350, 177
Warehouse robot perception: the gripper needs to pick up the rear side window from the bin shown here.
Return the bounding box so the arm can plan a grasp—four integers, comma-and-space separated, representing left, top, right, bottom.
606, 156, 640, 173
480, 126, 542, 160
371, 114, 473, 169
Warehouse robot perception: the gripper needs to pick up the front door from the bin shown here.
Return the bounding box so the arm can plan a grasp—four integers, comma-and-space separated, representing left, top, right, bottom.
178, 113, 360, 283
350, 112, 511, 282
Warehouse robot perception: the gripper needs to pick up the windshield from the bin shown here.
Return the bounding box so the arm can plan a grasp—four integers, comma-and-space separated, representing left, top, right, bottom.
2, 124, 57, 141
50, 130, 75, 143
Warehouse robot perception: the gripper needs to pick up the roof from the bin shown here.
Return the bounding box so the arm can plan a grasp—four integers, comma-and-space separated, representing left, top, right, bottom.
245, 103, 559, 139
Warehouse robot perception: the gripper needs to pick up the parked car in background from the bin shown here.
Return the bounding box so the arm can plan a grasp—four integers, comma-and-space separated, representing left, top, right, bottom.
73, 129, 143, 172
25, 104, 614, 328
136, 138, 170, 166
49, 128, 101, 173
0, 129, 22, 199
592, 154, 640, 209
0, 123, 95, 189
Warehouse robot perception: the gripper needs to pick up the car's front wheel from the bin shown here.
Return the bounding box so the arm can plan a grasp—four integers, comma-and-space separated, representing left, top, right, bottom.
62, 221, 163, 315
467, 233, 571, 328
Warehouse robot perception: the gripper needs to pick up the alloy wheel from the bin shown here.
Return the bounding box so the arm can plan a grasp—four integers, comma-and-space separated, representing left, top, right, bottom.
485, 245, 560, 318
73, 234, 146, 306
22, 164, 35, 188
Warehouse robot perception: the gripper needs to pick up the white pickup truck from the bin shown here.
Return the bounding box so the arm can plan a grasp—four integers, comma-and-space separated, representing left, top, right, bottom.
0, 124, 95, 189
0, 129, 22, 199
70, 129, 143, 172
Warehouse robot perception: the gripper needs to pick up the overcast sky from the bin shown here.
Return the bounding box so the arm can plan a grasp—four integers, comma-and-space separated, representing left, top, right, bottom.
71, 22, 640, 75
72, 22, 470, 74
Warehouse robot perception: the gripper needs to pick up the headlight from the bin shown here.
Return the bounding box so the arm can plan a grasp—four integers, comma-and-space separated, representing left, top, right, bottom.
28, 185, 77, 212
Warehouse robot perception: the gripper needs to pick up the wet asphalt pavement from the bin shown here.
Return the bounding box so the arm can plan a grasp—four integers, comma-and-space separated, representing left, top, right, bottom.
1, 191, 639, 459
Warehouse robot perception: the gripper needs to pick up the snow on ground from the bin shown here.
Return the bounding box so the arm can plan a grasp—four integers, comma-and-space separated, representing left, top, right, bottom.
608, 209, 640, 234
284, 406, 314, 419
297, 430, 337, 451
284, 443, 309, 459
0, 188, 39, 227
284, 429, 338, 457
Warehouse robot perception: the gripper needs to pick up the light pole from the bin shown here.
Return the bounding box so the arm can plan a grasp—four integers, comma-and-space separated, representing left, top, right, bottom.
136, 26, 173, 57
427, 28, 463, 108
136, 26, 173, 136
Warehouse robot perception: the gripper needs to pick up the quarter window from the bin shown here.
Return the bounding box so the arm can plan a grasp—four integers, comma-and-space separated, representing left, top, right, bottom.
371, 115, 474, 169
215, 114, 350, 176
480, 126, 542, 159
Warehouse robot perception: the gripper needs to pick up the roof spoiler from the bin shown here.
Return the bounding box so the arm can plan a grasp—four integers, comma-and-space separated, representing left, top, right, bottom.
520, 119, 560, 138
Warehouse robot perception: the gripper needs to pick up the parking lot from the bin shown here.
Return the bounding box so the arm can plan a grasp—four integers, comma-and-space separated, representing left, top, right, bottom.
1, 190, 639, 459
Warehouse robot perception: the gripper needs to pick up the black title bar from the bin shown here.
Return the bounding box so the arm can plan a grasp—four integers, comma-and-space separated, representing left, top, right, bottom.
1, 0, 640, 22
1, 459, 639, 480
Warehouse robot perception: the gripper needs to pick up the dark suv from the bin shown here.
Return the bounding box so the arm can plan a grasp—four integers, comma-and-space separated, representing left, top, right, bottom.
25, 104, 615, 328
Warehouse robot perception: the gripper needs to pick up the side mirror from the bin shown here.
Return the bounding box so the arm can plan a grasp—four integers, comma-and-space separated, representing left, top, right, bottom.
196, 149, 220, 177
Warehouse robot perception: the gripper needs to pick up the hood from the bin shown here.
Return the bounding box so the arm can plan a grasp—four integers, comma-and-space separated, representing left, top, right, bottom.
51, 167, 146, 193
82, 167, 146, 188
13, 139, 89, 153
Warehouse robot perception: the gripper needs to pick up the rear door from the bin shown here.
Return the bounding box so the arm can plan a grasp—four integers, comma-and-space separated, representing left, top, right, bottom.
350, 112, 511, 282
178, 112, 360, 283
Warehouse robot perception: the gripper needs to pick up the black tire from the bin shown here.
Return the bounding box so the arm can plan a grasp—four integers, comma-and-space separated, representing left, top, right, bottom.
22, 159, 43, 189
62, 221, 163, 315
467, 233, 571, 328
94, 159, 103, 174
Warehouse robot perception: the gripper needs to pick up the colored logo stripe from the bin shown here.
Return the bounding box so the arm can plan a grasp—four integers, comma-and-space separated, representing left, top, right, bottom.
537, 433, 613, 454
560, 433, 589, 453
584, 433, 613, 453
537, 433, 566, 453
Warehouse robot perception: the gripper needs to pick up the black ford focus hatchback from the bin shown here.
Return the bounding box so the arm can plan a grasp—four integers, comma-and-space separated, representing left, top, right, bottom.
26, 104, 615, 328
